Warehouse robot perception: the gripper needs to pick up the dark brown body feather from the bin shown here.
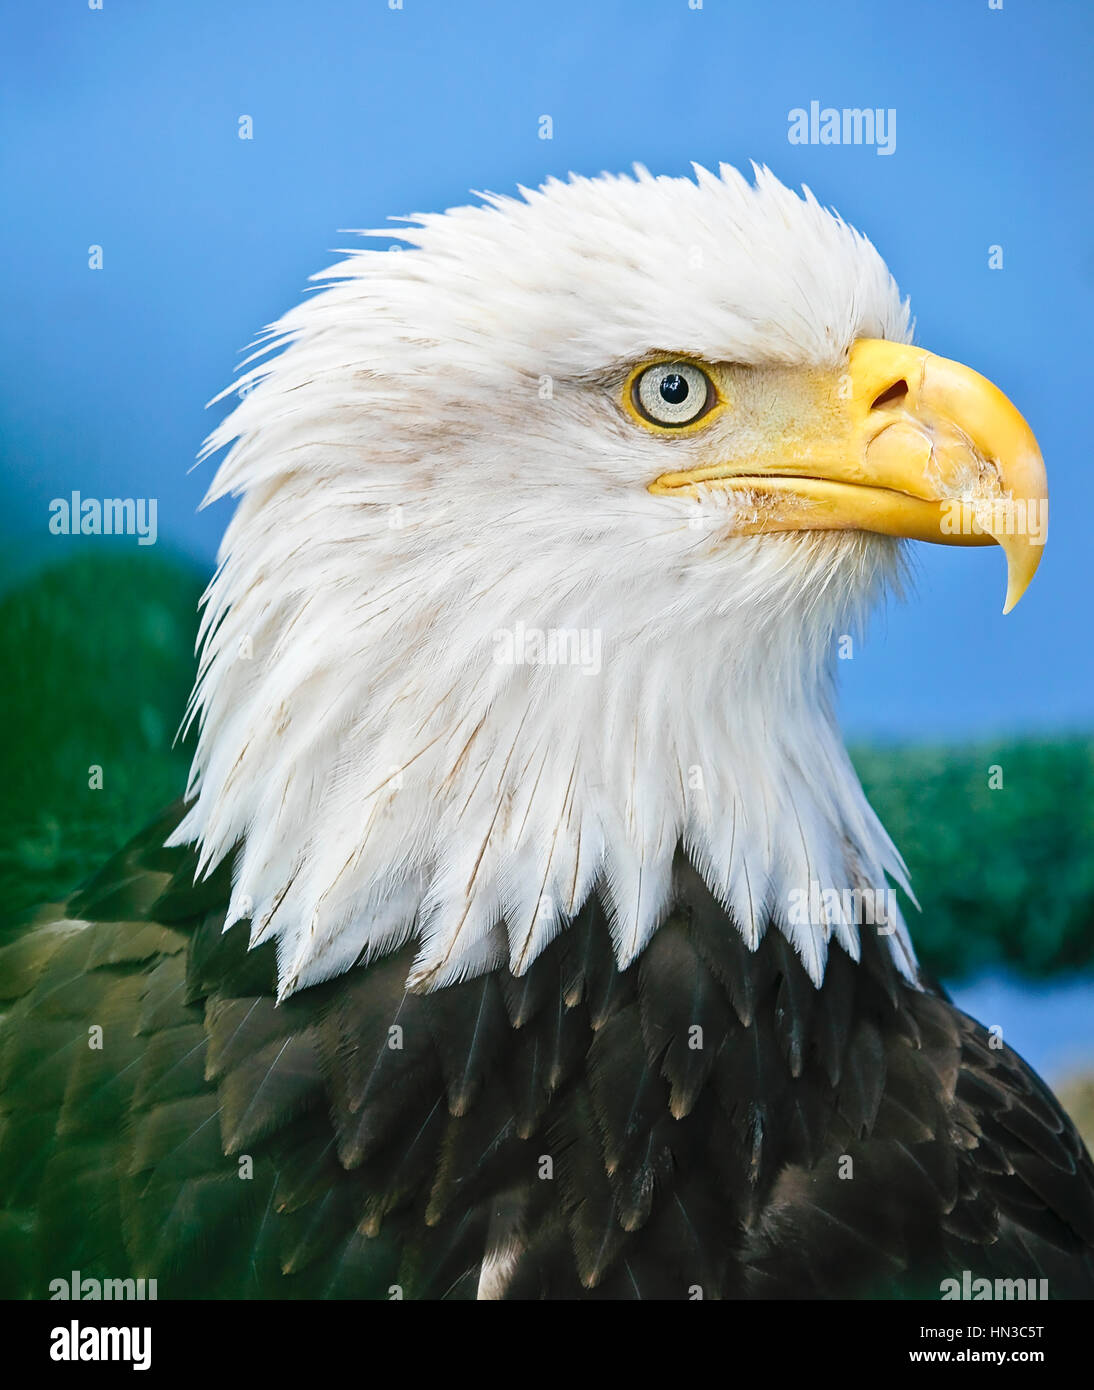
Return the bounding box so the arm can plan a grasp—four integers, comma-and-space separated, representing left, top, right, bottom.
1, 805, 1092, 1299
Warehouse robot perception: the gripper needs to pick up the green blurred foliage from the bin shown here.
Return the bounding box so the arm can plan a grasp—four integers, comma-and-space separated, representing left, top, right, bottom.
852, 742, 1094, 980
1, 553, 1091, 981
0, 551, 202, 930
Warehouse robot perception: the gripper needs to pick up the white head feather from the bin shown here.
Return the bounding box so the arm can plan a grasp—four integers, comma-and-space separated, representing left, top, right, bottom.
170, 163, 918, 998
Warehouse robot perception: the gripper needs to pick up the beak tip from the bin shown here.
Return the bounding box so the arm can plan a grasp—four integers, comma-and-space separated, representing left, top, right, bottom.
997, 523, 1046, 616
1001, 574, 1026, 616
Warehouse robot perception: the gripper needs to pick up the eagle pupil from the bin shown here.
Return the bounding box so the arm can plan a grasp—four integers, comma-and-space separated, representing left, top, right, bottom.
659, 373, 689, 405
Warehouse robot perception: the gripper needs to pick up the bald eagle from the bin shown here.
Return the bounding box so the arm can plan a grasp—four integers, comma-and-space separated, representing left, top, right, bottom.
1, 165, 1091, 1301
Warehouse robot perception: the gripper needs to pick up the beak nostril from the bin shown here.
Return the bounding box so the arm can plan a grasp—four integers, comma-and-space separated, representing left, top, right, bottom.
871, 378, 909, 411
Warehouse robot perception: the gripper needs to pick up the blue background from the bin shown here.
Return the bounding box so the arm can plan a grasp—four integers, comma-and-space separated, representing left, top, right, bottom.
2, 0, 1090, 741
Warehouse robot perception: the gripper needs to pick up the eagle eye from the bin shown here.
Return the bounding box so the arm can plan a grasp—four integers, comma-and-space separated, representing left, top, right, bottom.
632, 360, 715, 428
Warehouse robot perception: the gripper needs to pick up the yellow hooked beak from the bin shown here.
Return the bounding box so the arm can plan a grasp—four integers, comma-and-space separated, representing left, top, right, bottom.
647, 340, 1048, 613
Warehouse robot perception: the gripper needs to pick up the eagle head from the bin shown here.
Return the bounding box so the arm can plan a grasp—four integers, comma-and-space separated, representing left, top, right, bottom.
171, 164, 1047, 999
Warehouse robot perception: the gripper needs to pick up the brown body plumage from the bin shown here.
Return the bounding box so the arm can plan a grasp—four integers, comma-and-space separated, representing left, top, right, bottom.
2, 806, 1091, 1299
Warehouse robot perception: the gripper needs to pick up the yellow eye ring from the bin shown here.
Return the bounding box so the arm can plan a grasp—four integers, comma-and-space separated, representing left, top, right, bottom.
623, 357, 724, 434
